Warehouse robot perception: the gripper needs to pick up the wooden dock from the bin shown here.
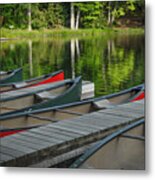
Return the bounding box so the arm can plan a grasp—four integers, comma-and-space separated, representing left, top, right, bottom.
0, 100, 144, 167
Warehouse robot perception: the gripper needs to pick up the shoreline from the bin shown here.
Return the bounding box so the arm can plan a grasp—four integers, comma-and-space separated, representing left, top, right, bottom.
0, 27, 144, 39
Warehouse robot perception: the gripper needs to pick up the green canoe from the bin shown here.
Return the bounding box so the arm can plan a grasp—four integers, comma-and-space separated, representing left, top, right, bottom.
0, 68, 22, 84
0, 76, 82, 116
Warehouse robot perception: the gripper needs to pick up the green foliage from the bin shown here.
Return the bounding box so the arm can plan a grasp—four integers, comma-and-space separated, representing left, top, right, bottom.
46, 3, 65, 28
74, 2, 104, 28
0, 4, 28, 29
0, 0, 145, 30
31, 4, 47, 29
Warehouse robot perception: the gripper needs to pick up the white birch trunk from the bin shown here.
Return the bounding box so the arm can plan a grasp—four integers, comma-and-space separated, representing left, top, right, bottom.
70, 3, 75, 30
75, 9, 80, 30
107, 1, 111, 26
28, 4, 32, 31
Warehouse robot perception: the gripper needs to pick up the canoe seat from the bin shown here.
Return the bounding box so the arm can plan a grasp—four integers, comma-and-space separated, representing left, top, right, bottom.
35, 91, 58, 102
93, 99, 112, 109
13, 82, 27, 88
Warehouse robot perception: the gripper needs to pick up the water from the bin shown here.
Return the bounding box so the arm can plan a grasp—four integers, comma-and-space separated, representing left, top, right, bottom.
0, 33, 145, 97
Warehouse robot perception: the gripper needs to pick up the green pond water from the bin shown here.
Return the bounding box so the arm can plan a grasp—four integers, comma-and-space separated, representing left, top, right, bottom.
0, 32, 145, 97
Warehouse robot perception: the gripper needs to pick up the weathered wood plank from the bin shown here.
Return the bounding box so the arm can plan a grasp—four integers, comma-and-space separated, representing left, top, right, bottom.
61, 119, 105, 131
10, 133, 64, 146
51, 123, 93, 134
42, 127, 82, 139
47, 123, 89, 135
0, 153, 13, 162
56, 118, 104, 132
16, 130, 72, 142
1, 136, 53, 151
1, 139, 36, 154
0, 145, 24, 157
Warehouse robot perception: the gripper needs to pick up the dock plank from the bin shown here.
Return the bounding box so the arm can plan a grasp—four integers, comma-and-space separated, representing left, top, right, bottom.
10, 133, 64, 146
46, 123, 89, 135
1, 138, 36, 154
0, 153, 13, 162
0, 145, 25, 157
55, 119, 103, 133
61, 119, 105, 131
17, 129, 72, 142
42, 127, 82, 139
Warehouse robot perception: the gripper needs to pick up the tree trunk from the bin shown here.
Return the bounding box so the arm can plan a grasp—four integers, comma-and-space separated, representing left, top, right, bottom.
75, 9, 80, 30
70, 3, 75, 30
28, 3, 32, 31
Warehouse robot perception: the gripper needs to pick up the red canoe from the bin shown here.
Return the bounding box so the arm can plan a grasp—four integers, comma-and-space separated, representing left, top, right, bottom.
0, 70, 64, 93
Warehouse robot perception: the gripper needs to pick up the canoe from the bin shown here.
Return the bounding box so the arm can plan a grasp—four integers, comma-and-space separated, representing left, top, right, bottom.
0, 76, 82, 115
70, 119, 145, 170
0, 70, 64, 93
0, 68, 22, 84
0, 84, 144, 138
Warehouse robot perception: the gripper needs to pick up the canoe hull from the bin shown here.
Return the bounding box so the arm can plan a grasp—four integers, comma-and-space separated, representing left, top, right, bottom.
70, 119, 145, 170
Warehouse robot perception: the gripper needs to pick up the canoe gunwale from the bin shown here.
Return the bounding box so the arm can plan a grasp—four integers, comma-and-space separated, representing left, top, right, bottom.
69, 118, 145, 168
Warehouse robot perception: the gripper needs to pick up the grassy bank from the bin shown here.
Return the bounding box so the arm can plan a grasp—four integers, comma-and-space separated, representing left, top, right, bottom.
0, 27, 144, 39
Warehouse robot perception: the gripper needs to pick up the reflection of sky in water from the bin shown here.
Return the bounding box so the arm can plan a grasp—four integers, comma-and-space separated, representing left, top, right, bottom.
0, 34, 144, 97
